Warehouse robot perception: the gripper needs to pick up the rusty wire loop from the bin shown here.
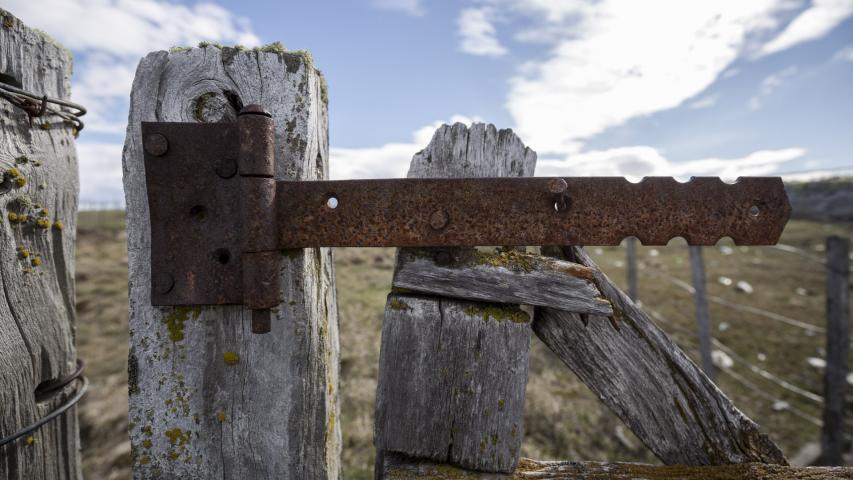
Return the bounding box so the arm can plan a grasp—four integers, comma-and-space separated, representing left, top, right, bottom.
0, 82, 86, 132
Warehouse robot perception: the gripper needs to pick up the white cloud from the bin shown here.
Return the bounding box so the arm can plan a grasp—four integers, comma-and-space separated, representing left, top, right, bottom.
535, 145, 807, 181
689, 95, 718, 110
760, 0, 853, 56
76, 142, 125, 205
372, 0, 425, 16
505, 1, 789, 155
834, 44, 853, 61
5, 0, 262, 137
748, 65, 798, 110
458, 7, 508, 57
331, 115, 480, 179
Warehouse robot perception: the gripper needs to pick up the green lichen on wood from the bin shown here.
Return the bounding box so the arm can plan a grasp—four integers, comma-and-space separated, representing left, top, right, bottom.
193, 92, 218, 122
462, 304, 530, 324
162, 306, 200, 342
164, 427, 189, 446
388, 297, 411, 311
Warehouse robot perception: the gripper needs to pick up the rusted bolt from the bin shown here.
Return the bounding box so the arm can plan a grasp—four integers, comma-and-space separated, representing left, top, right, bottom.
252, 309, 272, 334
239, 104, 272, 118
429, 210, 449, 230
153, 272, 174, 295
547, 178, 568, 194
144, 133, 168, 157
215, 157, 238, 179
434, 250, 452, 265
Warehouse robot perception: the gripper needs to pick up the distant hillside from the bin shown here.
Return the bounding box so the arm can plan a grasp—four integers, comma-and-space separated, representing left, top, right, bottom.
785, 177, 853, 222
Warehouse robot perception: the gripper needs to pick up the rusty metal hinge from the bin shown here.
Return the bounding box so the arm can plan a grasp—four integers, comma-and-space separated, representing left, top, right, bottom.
142, 105, 791, 333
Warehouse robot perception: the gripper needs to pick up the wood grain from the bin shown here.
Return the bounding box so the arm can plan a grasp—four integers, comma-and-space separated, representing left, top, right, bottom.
0, 9, 81, 480
123, 46, 339, 478
383, 454, 853, 479
375, 124, 536, 474
533, 246, 787, 465
392, 248, 612, 316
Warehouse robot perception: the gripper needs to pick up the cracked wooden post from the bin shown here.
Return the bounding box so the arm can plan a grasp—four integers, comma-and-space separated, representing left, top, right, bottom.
374, 123, 536, 476
0, 10, 82, 480
122, 45, 339, 478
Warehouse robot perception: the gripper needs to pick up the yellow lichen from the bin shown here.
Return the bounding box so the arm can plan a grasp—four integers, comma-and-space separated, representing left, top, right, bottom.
462, 304, 530, 324
164, 427, 189, 446
6, 167, 19, 178
138, 455, 150, 465
14, 177, 26, 188
222, 351, 240, 365
388, 297, 410, 311
36, 217, 50, 229
40, 122, 50, 130
17, 246, 29, 258
162, 306, 199, 342
142, 439, 152, 448
39, 207, 48, 217
7, 212, 18, 223
25, 435, 34, 445
53, 220, 64, 230
31, 257, 41, 267
216, 411, 226, 423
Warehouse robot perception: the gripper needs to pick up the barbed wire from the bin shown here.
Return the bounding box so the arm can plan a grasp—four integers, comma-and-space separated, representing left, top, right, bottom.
0, 82, 86, 133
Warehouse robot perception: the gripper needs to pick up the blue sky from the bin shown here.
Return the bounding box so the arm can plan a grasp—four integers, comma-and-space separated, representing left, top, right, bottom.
7, 0, 853, 204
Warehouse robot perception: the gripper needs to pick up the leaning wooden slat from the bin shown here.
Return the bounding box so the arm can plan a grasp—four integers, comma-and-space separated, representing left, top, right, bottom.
383, 454, 853, 479
392, 248, 612, 316
533, 246, 786, 465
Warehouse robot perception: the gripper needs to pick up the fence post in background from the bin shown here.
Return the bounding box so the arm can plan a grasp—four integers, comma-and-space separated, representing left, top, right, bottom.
374, 124, 536, 476
122, 46, 339, 478
626, 237, 638, 302
0, 10, 82, 480
688, 246, 715, 380
819, 236, 850, 465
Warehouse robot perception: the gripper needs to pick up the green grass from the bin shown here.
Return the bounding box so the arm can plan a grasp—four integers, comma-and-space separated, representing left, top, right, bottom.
74, 218, 853, 478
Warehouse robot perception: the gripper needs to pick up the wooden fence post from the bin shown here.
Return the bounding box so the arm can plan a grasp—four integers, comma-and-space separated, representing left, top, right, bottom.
374, 123, 536, 476
122, 46, 339, 478
626, 237, 638, 301
0, 10, 82, 480
819, 235, 849, 465
688, 246, 715, 380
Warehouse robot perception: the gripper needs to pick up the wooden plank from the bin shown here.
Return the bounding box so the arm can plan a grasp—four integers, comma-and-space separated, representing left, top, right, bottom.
392, 247, 613, 316
382, 454, 853, 479
818, 235, 849, 465
688, 246, 715, 379
123, 46, 339, 478
374, 123, 535, 474
533, 246, 787, 465
0, 9, 82, 480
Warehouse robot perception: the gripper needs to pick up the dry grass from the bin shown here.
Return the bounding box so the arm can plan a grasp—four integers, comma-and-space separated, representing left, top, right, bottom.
73, 214, 852, 478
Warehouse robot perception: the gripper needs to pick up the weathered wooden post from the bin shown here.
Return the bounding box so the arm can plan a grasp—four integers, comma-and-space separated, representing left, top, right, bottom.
0, 10, 83, 480
819, 235, 849, 465
374, 123, 536, 475
688, 246, 714, 379
626, 237, 638, 301
122, 45, 339, 478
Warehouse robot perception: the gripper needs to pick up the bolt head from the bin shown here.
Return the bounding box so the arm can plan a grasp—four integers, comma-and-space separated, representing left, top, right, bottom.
144, 133, 169, 157
215, 157, 238, 179
429, 210, 449, 230
239, 104, 272, 117
153, 272, 174, 295
547, 178, 568, 195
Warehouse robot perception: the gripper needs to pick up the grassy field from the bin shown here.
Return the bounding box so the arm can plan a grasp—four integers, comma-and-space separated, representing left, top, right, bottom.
74, 211, 852, 479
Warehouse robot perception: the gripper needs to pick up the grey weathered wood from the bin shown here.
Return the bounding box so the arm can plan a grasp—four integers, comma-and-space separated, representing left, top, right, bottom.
382, 453, 853, 479
123, 46, 339, 478
819, 236, 849, 465
0, 10, 81, 480
533, 246, 786, 465
392, 247, 612, 316
375, 123, 535, 475
626, 237, 638, 301
688, 246, 714, 379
